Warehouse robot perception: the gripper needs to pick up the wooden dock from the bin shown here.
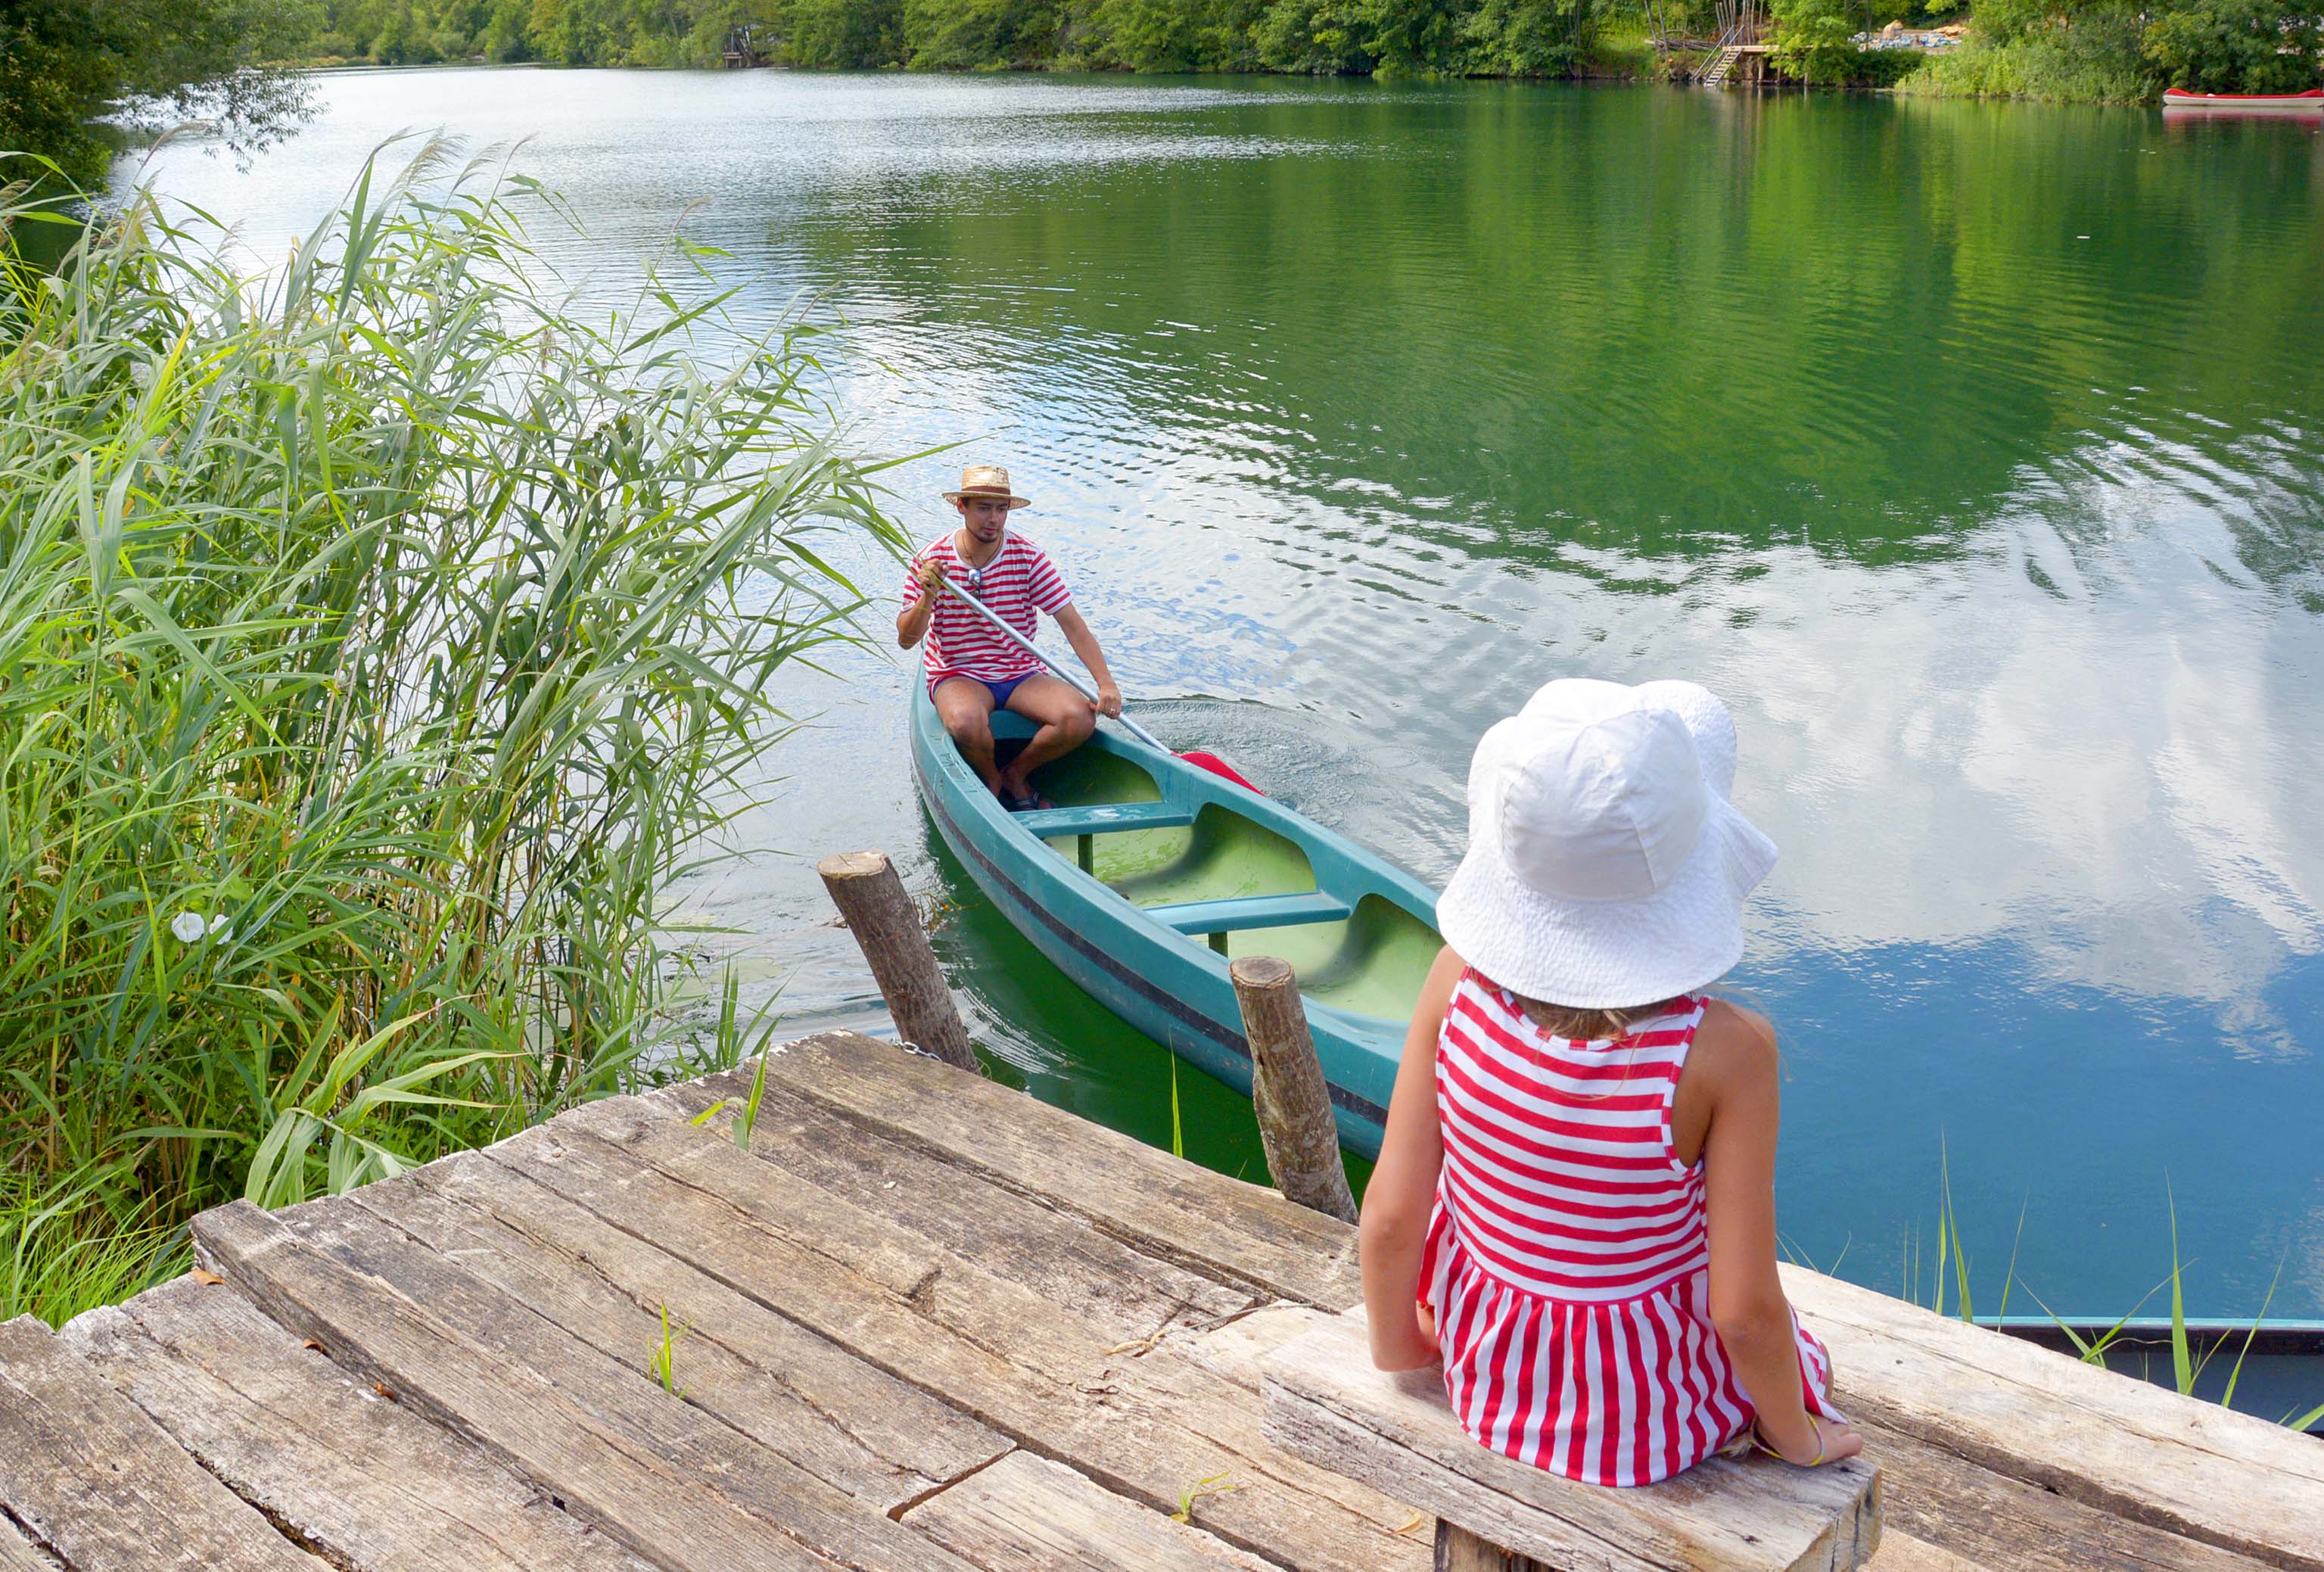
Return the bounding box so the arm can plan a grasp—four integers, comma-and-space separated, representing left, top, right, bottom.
3, 1030, 2320, 1570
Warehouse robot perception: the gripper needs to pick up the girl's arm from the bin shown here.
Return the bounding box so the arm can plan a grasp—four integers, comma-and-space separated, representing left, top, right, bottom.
1697, 1004, 1862, 1465
1360, 945, 1464, 1371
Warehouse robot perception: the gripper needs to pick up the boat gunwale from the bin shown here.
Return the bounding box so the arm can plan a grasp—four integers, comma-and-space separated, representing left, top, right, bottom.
911, 685, 1443, 1034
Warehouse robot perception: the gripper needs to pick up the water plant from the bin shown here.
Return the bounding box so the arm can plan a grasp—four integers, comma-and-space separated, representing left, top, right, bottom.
0, 143, 900, 1325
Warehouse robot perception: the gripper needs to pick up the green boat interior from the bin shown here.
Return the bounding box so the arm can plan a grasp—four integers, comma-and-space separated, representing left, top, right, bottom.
1003, 735, 1442, 1024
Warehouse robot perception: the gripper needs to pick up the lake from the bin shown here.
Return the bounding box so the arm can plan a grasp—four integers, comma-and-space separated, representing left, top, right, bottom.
129, 69, 2324, 1341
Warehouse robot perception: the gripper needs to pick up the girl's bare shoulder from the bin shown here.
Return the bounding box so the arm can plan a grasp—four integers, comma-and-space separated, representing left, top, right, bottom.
1688, 997, 1779, 1094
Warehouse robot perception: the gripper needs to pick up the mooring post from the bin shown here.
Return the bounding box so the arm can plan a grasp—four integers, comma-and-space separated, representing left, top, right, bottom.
817, 851, 978, 1072
1229, 956, 1358, 1222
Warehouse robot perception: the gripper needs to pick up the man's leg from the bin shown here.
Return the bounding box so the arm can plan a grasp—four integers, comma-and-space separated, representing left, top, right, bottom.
932, 678, 1006, 796
997, 674, 1097, 800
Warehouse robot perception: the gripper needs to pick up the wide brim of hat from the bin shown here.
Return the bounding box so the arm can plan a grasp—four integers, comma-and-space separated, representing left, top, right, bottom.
943, 488, 1031, 508
1436, 777, 1776, 1011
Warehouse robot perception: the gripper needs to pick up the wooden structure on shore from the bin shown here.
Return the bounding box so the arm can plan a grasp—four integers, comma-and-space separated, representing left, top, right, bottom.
721, 23, 769, 67
2, 1029, 2322, 1570
1650, 0, 1775, 85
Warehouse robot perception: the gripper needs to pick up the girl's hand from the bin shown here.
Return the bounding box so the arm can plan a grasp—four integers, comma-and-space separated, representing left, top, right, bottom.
1095, 680, 1123, 719
1368, 1303, 1442, 1372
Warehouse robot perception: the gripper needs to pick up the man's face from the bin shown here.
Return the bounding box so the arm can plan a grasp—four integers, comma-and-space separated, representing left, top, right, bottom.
957, 496, 1010, 544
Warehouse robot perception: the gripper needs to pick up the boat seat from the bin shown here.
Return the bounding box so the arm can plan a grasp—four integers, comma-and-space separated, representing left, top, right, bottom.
1143, 891, 1354, 936
1016, 802, 1196, 838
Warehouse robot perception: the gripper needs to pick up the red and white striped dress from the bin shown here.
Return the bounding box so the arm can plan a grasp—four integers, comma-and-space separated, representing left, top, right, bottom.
902, 531, 1073, 693
1419, 970, 1841, 1486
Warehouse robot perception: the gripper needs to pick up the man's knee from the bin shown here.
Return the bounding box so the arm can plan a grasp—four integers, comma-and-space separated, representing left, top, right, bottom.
943, 708, 992, 747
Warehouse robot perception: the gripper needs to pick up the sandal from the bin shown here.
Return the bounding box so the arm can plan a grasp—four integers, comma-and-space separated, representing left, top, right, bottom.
1744, 1415, 1827, 1468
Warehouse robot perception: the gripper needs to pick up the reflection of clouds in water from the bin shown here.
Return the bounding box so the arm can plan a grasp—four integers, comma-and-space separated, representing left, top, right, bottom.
1731, 538, 2319, 1038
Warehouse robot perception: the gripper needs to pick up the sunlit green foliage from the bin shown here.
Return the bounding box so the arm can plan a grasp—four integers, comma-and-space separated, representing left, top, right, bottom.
2143, 0, 2321, 92
0, 148, 898, 1325
0, 0, 314, 186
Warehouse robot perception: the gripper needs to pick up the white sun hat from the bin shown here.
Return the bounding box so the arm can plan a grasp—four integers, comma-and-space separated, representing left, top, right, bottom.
1434, 677, 1775, 1010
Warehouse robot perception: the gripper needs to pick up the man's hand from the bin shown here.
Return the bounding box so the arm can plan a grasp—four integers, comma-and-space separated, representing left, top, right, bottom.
1094, 681, 1122, 720
914, 557, 949, 596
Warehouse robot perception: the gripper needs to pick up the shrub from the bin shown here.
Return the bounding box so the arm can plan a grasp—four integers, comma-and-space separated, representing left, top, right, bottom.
0, 148, 895, 1324
2142, 0, 2322, 92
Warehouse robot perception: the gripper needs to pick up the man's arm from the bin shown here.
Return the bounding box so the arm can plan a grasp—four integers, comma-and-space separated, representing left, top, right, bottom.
1050, 605, 1122, 718
898, 557, 944, 649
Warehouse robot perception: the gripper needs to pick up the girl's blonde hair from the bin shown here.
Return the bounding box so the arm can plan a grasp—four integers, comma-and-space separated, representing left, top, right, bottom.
1511, 995, 1682, 1043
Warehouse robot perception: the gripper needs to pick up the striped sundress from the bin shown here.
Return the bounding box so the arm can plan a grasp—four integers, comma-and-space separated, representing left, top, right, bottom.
1418, 969, 1842, 1487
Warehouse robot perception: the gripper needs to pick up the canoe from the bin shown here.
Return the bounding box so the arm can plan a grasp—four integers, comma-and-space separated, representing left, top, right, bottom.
910, 683, 1442, 1158
2161, 87, 2324, 112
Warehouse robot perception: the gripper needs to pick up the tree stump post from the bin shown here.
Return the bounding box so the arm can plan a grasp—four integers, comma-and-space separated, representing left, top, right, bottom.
1434, 1521, 1558, 1571
817, 851, 977, 1072
1228, 956, 1358, 1222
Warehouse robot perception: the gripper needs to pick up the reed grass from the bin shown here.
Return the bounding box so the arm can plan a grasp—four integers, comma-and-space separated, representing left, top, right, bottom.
0, 143, 902, 1325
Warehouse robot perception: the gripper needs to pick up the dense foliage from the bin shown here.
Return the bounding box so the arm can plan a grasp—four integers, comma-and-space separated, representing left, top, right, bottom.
288, 0, 1647, 74
0, 0, 315, 186
0, 151, 896, 1323
1907, 0, 2318, 100
279, 0, 2317, 93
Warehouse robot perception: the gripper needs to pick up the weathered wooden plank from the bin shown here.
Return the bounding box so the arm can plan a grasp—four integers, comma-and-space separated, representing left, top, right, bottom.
735, 1033, 1364, 1307
1261, 1308, 1882, 1572
648, 1075, 1256, 1347
60, 1277, 658, 1572
357, 1147, 1008, 1511
1848, 1411, 2281, 1572
0, 1314, 322, 1572
1200, 1269, 2275, 1572
488, 1097, 1427, 1572
1783, 1264, 2324, 1570
0, 1516, 60, 1572
901, 1451, 1281, 1572
1859, 1534, 1983, 1572
190, 1200, 975, 1572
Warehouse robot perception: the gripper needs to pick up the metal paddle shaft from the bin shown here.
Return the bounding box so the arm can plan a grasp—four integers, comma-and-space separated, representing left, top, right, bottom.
936, 574, 1174, 755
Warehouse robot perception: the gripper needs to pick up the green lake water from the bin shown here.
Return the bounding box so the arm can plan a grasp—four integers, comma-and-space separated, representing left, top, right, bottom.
132, 71, 2324, 1343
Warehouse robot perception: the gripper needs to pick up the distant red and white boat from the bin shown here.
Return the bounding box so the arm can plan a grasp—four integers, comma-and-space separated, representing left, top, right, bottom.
2161, 87, 2324, 114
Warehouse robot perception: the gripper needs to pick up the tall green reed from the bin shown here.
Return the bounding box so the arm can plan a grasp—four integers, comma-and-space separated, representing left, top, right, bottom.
0, 142, 902, 1324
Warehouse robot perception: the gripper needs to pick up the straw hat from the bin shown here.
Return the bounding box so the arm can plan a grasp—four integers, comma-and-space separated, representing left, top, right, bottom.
943, 464, 1031, 509
1434, 678, 1775, 1010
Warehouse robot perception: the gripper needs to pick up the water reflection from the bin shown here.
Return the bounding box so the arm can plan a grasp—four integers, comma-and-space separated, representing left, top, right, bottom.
132, 67, 2324, 1320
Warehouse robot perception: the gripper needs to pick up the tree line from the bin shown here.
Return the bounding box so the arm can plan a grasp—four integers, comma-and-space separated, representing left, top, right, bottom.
295, 0, 2324, 98
294, 0, 1630, 76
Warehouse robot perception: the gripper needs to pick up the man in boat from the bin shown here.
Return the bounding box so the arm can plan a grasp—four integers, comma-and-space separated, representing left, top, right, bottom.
899, 464, 1124, 813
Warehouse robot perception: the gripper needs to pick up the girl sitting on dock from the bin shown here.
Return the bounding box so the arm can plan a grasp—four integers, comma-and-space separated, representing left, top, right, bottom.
1359, 678, 1862, 1486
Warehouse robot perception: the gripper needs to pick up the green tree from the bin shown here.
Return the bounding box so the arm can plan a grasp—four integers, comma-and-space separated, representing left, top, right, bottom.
786, 0, 905, 61
1251, 0, 1372, 71
904, 0, 1062, 66
2143, 0, 2321, 92
1, 0, 316, 186
1458, 0, 1598, 76
1770, 0, 1864, 82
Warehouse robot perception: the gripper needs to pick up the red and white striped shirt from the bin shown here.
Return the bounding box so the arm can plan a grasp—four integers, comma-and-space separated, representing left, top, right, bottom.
1420, 970, 1841, 1486
903, 530, 1073, 686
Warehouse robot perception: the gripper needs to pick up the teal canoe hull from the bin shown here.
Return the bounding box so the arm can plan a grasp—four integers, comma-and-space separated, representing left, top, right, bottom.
910, 683, 1442, 1159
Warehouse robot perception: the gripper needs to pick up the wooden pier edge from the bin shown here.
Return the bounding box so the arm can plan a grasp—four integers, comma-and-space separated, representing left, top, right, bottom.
0, 1028, 2314, 1572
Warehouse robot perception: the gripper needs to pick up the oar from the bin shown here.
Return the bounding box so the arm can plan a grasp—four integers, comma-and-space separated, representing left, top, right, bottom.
936, 574, 1261, 793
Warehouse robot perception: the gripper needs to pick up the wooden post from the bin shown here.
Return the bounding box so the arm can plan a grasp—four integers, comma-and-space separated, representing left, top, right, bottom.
817, 851, 977, 1072
1435, 1521, 1556, 1572
1228, 957, 1358, 1223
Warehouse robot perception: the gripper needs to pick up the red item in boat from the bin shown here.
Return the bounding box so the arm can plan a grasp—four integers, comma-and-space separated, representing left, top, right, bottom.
1177, 749, 1262, 794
